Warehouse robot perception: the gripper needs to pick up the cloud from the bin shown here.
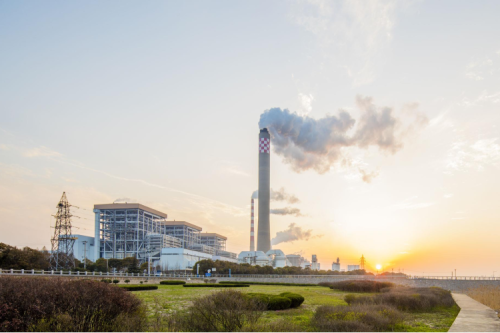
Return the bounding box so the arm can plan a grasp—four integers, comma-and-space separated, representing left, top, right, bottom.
23, 146, 62, 158
259, 95, 427, 174
298, 93, 314, 114
270, 207, 303, 217
443, 193, 453, 199
289, 0, 408, 85
225, 167, 250, 177
445, 138, 500, 173
359, 168, 379, 183
271, 223, 321, 245
464, 54, 499, 81
389, 196, 435, 210
252, 188, 300, 204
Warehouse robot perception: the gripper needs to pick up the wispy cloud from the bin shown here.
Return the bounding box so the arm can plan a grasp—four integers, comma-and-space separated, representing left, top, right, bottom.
5, 141, 248, 220
443, 193, 453, 199
464, 50, 500, 81
23, 146, 62, 158
225, 167, 250, 177
445, 138, 500, 173
298, 93, 314, 114
289, 0, 410, 85
389, 196, 435, 210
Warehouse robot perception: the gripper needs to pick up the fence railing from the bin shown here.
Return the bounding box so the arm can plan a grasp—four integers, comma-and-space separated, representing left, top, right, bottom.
0, 269, 499, 281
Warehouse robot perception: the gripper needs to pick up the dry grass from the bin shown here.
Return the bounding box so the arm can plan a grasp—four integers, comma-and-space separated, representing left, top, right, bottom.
467, 285, 500, 316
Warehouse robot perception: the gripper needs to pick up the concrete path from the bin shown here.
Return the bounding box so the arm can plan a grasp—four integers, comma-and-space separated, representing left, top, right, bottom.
449, 293, 500, 332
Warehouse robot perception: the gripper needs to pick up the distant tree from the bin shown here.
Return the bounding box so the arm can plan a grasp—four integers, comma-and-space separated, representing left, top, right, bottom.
123, 256, 140, 274
0, 243, 50, 270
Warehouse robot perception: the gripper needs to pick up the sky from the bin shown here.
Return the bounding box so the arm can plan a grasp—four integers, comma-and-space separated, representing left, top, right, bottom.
1, 0, 499, 276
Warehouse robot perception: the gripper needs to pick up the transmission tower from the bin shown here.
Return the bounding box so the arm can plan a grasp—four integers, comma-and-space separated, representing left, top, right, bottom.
360, 254, 366, 270
49, 192, 77, 270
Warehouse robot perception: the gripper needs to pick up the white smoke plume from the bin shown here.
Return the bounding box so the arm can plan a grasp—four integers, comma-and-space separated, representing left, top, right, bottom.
114, 197, 138, 203
252, 187, 300, 204
271, 223, 322, 245
258, 95, 428, 175
270, 207, 303, 217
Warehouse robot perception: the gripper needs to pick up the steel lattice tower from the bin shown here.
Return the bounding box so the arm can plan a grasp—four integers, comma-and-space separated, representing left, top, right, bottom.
49, 192, 76, 270
360, 254, 366, 270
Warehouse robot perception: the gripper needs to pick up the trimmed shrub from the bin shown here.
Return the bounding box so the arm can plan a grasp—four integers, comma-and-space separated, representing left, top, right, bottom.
183, 283, 250, 288
100, 279, 112, 283
112, 279, 119, 284
279, 292, 305, 308
159, 280, 186, 285
124, 279, 130, 284
311, 304, 404, 332
0, 277, 146, 332
120, 285, 158, 291
245, 293, 303, 311
220, 281, 318, 287
320, 280, 394, 292
267, 296, 292, 310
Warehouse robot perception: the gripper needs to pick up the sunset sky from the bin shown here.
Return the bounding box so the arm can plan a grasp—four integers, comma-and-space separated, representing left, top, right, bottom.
1, 0, 499, 276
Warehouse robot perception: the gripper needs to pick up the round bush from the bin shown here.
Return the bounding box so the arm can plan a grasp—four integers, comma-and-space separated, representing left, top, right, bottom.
279, 292, 305, 308
267, 296, 292, 310
160, 280, 186, 285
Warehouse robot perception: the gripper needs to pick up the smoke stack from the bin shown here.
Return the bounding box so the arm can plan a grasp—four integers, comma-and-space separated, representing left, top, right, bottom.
257, 128, 271, 252
250, 198, 255, 251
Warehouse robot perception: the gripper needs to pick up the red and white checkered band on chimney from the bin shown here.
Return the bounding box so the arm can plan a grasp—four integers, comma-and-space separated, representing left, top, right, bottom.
259, 137, 270, 154
250, 198, 255, 251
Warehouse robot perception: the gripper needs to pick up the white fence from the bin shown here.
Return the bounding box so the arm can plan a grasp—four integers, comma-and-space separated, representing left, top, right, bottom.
1, 269, 498, 281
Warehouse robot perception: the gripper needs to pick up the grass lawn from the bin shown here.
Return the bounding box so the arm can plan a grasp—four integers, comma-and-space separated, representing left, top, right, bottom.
133, 284, 459, 332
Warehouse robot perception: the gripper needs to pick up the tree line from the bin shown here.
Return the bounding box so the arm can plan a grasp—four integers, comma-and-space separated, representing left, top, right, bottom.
192, 259, 374, 276
0, 242, 147, 273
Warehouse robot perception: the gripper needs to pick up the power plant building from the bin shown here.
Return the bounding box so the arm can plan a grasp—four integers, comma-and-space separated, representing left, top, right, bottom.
348, 265, 360, 271
91, 203, 237, 270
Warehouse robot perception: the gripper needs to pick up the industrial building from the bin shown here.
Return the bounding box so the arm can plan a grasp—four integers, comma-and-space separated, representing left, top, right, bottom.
348, 265, 360, 271
332, 257, 340, 271
71, 203, 238, 271
73, 234, 95, 263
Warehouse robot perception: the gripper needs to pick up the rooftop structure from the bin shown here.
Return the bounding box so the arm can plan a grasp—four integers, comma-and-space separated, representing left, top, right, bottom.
200, 233, 227, 251
161, 221, 202, 251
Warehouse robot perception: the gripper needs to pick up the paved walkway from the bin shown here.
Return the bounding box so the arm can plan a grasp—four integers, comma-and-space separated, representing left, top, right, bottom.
449, 293, 500, 332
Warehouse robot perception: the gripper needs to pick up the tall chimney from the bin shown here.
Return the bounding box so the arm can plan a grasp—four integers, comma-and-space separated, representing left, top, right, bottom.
250, 198, 255, 251
257, 128, 271, 252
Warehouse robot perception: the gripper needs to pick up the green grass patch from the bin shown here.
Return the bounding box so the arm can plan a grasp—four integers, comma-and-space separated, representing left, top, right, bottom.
183, 283, 250, 288
133, 284, 458, 332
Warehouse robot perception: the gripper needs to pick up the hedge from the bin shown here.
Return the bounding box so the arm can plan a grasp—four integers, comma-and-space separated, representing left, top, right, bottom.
279, 292, 305, 308
183, 284, 250, 288
120, 285, 158, 291
245, 292, 305, 310
220, 281, 319, 287
160, 280, 186, 285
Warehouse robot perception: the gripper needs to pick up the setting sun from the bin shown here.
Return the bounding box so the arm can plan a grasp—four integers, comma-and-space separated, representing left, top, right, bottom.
376, 264, 382, 270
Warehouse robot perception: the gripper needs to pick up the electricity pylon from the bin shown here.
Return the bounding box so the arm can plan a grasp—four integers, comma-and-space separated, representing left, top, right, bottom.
49, 192, 77, 270
360, 254, 366, 270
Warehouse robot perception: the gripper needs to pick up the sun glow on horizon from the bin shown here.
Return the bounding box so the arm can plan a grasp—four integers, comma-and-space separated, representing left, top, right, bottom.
376, 264, 382, 270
